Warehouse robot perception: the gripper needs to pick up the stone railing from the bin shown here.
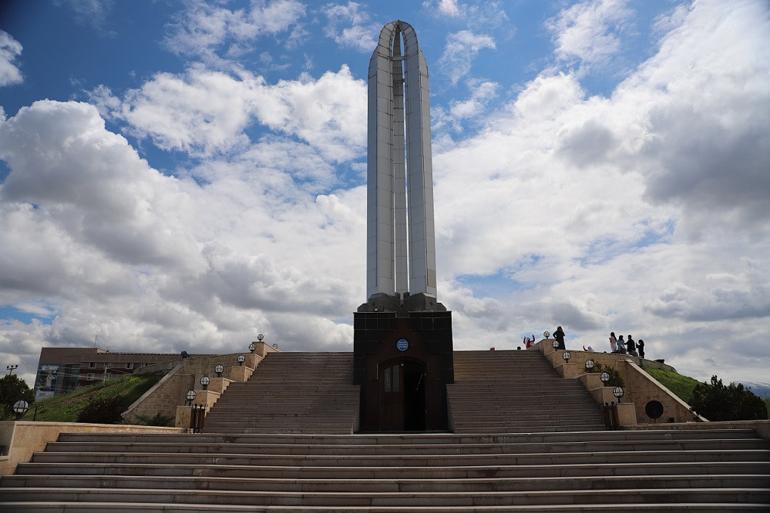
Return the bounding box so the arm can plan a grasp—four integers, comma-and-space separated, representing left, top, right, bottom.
122, 342, 279, 426
534, 339, 703, 426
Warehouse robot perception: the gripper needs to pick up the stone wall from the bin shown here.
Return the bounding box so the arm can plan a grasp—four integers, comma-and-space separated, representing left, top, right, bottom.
624, 361, 705, 423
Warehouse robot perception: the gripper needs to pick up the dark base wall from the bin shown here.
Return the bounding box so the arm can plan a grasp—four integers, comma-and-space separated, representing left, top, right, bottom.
353, 310, 454, 432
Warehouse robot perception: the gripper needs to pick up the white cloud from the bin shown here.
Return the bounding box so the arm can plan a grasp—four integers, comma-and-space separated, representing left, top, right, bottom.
426, 0, 770, 383
546, 0, 633, 69
433, 80, 499, 133
0, 101, 203, 272
322, 2, 379, 52
653, 3, 690, 35
438, 30, 496, 85
423, 0, 510, 30
96, 65, 366, 161
423, 0, 461, 17
165, 0, 305, 62
0, 30, 23, 86
53, 0, 114, 31
0, 99, 366, 384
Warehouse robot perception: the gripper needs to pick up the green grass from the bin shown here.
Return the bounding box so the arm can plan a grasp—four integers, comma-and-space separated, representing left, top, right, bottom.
645, 367, 702, 404
23, 373, 162, 423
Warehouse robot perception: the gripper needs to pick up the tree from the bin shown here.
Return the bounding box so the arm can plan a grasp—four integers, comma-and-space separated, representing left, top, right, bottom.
0, 374, 35, 419
690, 375, 768, 421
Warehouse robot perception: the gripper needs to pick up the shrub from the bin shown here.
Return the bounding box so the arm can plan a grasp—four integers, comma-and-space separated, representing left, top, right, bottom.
594, 363, 624, 387
77, 395, 128, 424
135, 413, 174, 427
690, 376, 768, 421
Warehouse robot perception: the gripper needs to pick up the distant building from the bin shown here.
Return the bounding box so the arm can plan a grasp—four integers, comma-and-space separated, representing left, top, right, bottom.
33, 347, 184, 400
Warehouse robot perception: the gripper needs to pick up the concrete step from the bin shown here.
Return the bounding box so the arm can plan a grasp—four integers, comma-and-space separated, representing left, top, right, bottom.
6, 474, 770, 493
17, 461, 770, 480
2, 487, 769, 507
56, 428, 763, 444
30, 449, 770, 467
43, 439, 768, 456
448, 350, 605, 433
201, 352, 359, 434
4, 501, 770, 512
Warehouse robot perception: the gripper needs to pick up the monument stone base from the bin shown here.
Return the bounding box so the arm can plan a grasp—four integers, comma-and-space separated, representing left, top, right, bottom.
354, 296, 453, 432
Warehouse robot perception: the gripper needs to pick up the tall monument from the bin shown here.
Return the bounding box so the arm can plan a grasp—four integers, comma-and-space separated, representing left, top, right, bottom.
354, 21, 453, 432
366, 20, 438, 310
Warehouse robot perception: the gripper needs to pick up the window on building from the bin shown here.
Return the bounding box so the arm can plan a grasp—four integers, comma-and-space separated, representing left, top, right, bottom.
89, 362, 95, 368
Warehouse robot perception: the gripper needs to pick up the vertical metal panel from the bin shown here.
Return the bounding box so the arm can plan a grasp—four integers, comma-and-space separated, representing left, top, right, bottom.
367, 20, 438, 301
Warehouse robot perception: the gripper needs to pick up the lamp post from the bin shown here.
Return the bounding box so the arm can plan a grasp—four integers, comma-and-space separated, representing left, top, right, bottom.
6, 364, 18, 376
12, 400, 29, 420
585, 359, 595, 372
185, 389, 196, 406
214, 364, 224, 378
600, 371, 610, 384
552, 339, 559, 350
613, 386, 624, 402
248, 342, 256, 353
257, 333, 264, 342
544, 331, 551, 339
237, 355, 245, 366
200, 376, 210, 390
562, 351, 571, 364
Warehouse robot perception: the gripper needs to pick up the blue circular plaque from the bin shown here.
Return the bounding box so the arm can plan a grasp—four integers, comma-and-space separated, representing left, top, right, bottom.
395, 338, 409, 352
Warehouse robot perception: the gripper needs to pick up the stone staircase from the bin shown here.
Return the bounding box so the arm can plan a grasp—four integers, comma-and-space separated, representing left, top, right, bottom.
1, 428, 769, 511
449, 350, 607, 433
203, 352, 359, 434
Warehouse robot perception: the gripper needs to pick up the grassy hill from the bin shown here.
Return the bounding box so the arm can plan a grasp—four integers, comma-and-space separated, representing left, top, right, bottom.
23, 372, 162, 423
645, 367, 701, 404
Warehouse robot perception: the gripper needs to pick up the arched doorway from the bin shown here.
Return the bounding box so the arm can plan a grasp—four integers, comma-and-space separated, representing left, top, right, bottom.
379, 358, 426, 431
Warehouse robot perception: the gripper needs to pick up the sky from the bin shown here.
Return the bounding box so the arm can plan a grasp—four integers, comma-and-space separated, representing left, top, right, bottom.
0, 0, 768, 389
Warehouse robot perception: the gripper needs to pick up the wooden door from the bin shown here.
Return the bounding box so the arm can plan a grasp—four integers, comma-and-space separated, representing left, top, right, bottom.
380, 361, 403, 430
379, 359, 426, 431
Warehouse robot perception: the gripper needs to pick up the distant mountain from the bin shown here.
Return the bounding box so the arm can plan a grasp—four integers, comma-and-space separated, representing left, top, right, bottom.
743, 382, 770, 398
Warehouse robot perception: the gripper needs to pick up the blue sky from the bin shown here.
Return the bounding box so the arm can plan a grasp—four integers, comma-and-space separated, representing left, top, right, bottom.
1, 0, 769, 388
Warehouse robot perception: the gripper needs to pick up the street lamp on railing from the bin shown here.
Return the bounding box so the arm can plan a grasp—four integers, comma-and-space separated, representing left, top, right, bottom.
12, 400, 29, 420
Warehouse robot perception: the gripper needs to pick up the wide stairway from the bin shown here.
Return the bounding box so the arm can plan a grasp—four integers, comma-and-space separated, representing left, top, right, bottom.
203, 352, 359, 434
449, 350, 606, 433
2, 428, 769, 511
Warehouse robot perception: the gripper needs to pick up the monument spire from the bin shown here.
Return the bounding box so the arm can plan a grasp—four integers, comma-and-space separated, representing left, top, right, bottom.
367, 20, 437, 303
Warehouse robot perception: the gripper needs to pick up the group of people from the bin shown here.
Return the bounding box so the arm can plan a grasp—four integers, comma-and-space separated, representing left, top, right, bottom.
521, 326, 567, 350
609, 332, 645, 358
521, 327, 647, 360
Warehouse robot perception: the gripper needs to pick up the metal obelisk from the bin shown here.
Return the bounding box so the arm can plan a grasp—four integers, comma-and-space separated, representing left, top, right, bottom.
366, 20, 437, 304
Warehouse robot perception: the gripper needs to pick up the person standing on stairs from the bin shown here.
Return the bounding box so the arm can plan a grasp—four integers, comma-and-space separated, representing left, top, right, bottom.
609, 332, 618, 352
553, 326, 566, 349
616, 335, 626, 353
637, 339, 645, 359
